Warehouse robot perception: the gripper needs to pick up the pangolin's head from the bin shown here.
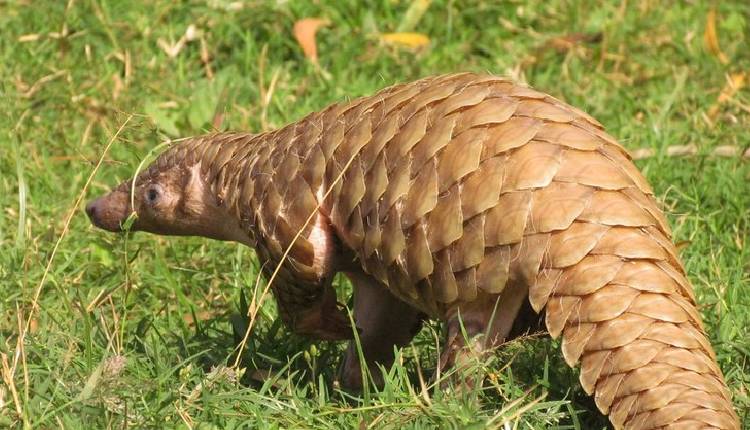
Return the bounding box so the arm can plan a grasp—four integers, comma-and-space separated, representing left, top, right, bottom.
86, 144, 250, 244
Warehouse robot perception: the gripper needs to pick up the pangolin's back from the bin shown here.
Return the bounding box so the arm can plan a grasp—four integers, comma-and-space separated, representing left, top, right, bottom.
316, 74, 664, 311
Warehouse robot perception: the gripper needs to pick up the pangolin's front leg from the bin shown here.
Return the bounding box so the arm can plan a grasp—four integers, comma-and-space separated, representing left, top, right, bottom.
256, 234, 354, 341
269, 273, 352, 341
339, 270, 424, 390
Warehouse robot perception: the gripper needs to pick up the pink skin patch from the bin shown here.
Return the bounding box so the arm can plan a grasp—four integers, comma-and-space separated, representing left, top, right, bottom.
307, 185, 335, 278
290, 184, 352, 340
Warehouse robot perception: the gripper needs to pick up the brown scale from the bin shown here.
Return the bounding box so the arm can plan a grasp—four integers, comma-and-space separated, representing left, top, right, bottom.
88, 73, 739, 429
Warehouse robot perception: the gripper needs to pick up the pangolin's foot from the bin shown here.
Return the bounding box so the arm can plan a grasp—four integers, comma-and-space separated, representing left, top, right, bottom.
436, 284, 529, 391
294, 285, 354, 341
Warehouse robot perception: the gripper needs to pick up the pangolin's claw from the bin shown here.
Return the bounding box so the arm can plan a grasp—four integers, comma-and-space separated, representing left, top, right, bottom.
290, 289, 355, 341
314, 304, 354, 341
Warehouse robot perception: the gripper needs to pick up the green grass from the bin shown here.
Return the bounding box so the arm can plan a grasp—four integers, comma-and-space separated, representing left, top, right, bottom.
1, 0, 749, 428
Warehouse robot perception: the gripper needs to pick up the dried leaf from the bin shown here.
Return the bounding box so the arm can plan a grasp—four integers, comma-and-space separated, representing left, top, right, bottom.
293, 18, 330, 65
381, 32, 430, 49
708, 72, 746, 119
704, 9, 729, 65
544, 33, 602, 53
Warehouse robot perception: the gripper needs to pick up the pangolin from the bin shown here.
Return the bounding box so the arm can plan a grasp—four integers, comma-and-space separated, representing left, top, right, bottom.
86, 73, 740, 429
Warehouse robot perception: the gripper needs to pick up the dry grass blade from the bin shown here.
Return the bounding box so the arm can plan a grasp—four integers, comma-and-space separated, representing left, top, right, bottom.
631, 144, 750, 159
15, 155, 26, 248
486, 389, 546, 429
396, 0, 432, 32
20, 70, 67, 98
704, 9, 729, 65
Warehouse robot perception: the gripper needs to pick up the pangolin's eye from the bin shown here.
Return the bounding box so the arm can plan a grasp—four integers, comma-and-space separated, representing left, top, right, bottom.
147, 187, 159, 203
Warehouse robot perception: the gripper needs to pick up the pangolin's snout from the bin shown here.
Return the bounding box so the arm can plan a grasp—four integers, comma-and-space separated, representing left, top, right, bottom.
85, 192, 129, 232
85, 199, 99, 220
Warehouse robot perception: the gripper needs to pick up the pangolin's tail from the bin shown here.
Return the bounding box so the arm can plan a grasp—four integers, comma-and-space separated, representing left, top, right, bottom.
525, 173, 739, 428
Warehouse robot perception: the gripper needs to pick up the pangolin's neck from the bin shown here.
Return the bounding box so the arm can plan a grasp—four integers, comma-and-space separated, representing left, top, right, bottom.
183, 132, 269, 244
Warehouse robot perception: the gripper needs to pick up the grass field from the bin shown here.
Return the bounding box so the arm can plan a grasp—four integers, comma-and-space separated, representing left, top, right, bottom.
1, 1, 748, 428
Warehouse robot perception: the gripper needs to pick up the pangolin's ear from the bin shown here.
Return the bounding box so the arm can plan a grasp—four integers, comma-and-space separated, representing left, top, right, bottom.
182, 164, 206, 216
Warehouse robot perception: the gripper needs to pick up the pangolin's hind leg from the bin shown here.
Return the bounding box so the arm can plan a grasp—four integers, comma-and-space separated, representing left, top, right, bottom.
438, 281, 529, 387
338, 270, 424, 391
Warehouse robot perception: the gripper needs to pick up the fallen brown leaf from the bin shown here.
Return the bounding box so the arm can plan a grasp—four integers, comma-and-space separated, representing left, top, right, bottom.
708, 72, 746, 120
293, 18, 330, 65
704, 9, 729, 65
